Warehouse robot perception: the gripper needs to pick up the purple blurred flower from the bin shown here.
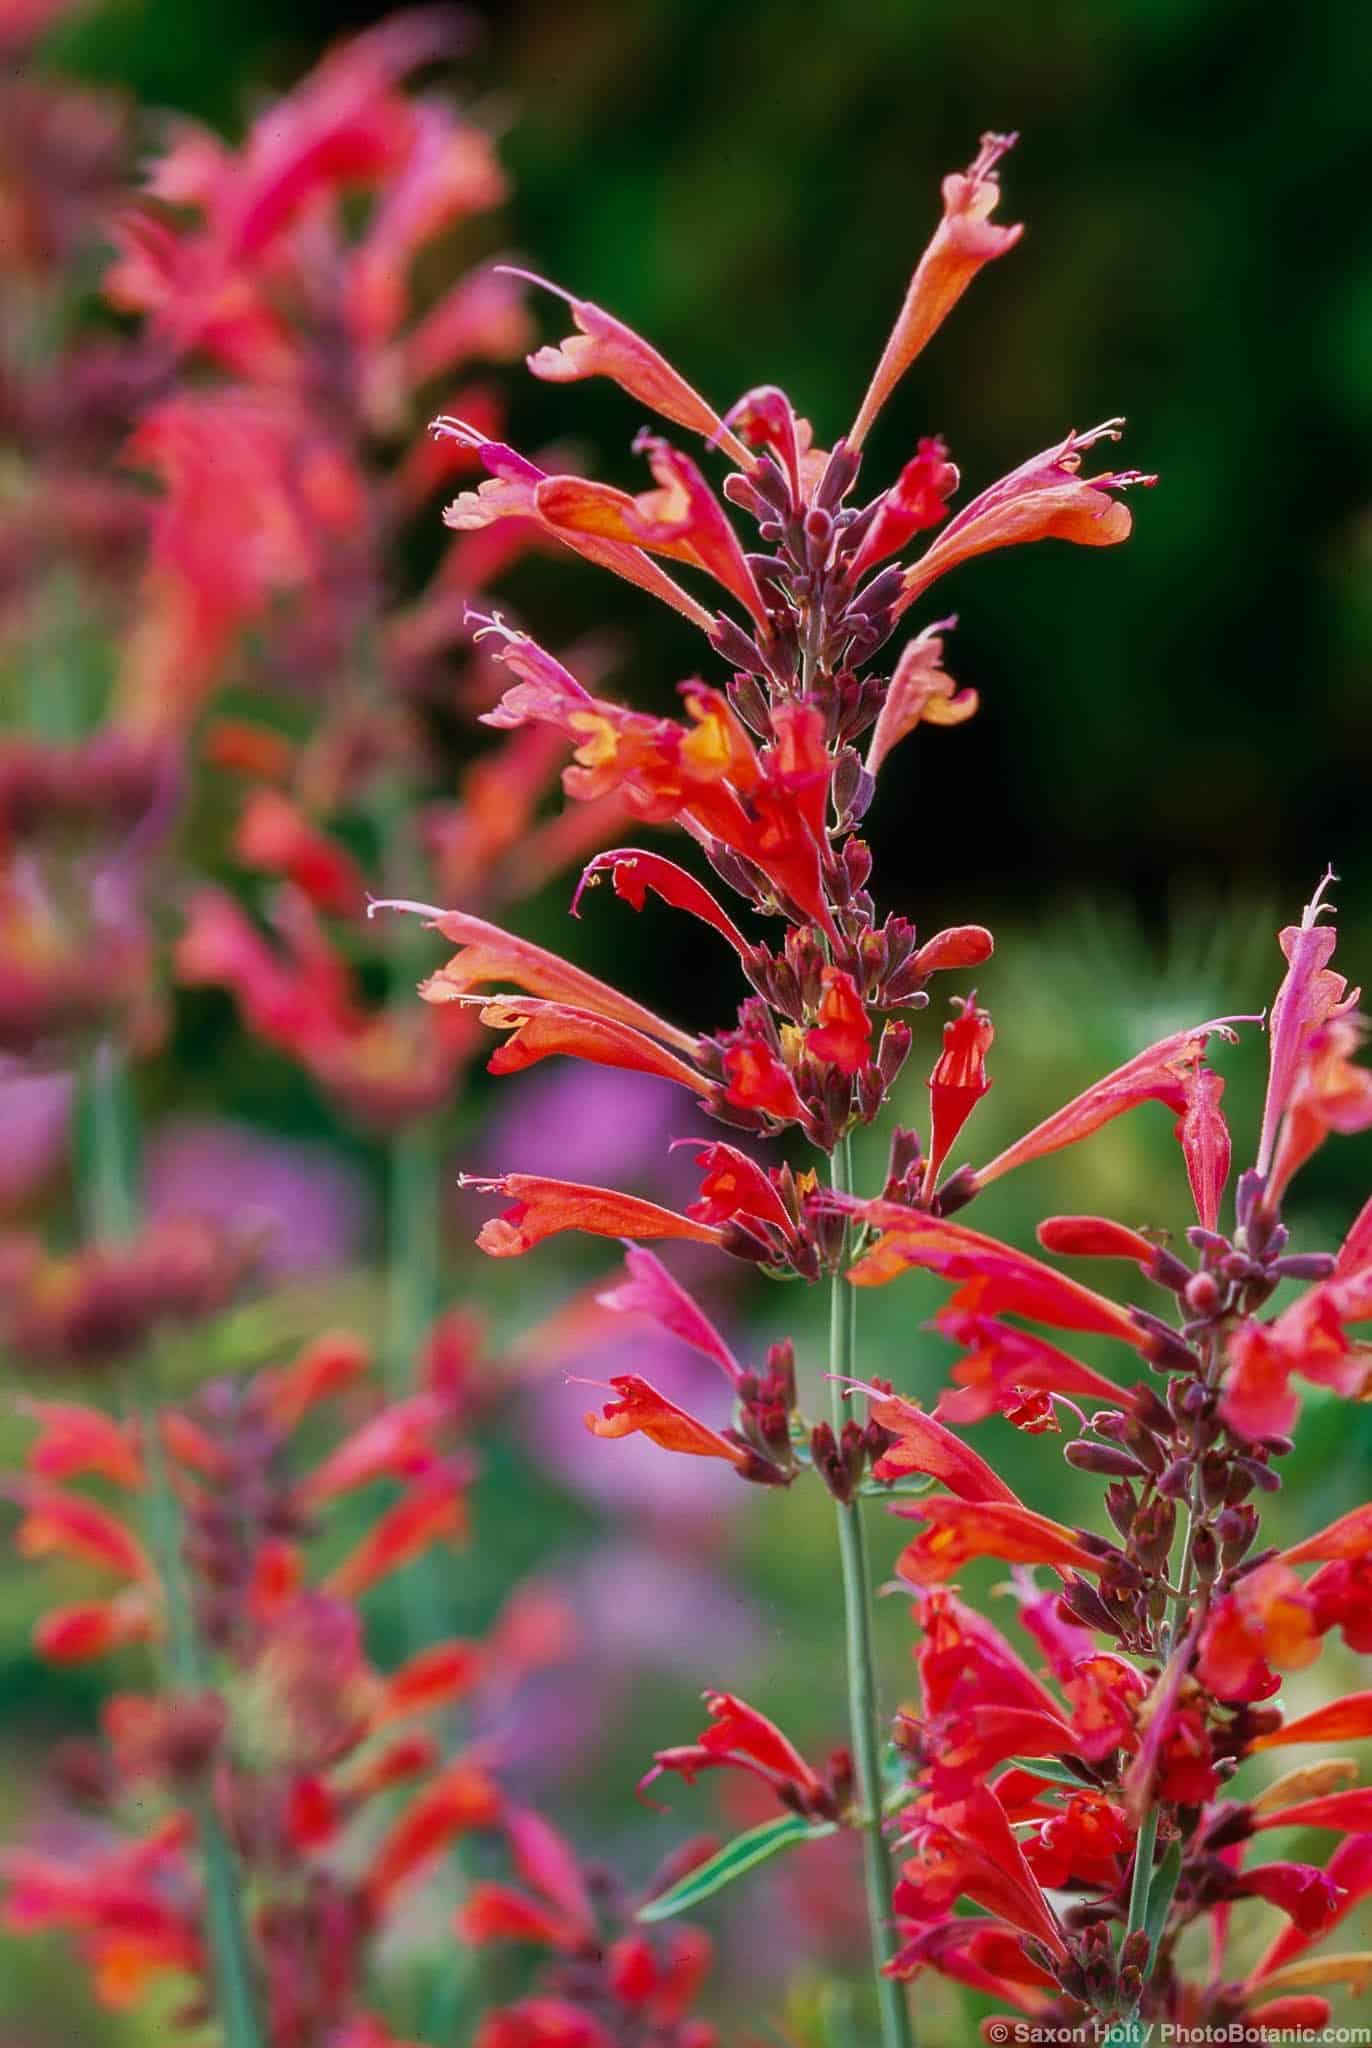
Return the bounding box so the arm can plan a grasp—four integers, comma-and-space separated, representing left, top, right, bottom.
0, 1066, 72, 1210
145, 1117, 371, 1280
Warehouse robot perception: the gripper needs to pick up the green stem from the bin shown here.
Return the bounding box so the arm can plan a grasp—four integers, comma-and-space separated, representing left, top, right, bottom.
828, 1139, 914, 2048
78, 1041, 140, 1243
384, 1119, 442, 1396
138, 1363, 267, 2048
79, 1044, 265, 2048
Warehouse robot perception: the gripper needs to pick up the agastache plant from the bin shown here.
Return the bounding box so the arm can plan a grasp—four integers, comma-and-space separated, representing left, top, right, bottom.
374, 132, 1372, 2045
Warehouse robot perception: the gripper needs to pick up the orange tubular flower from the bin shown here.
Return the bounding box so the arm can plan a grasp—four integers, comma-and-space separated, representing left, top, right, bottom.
1195, 1562, 1322, 1703
896, 420, 1157, 615
325, 1474, 469, 1599
461, 1174, 728, 1259
865, 618, 977, 777
971, 1017, 1243, 1190
581, 1376, 750, 1467
438, 426, 715, 631
10, 1484, 154, 1582
387, 897, 700, 1057
18, 1401, 143, 1489
851, 132, 1023, 449
509, 267, 750, 462
931, 1314, 1126, 1428
536, 437, 769, 626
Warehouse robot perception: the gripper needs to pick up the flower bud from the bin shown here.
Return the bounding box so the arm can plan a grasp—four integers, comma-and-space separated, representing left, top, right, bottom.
1066, 1440, 1148, 1480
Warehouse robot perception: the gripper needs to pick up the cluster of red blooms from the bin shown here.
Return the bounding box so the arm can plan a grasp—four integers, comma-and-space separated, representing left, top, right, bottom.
368, 132, 1372, 2042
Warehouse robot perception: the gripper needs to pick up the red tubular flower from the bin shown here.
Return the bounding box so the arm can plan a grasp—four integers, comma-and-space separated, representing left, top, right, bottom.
35, 1592, 154, 1664
720, 1037, 807, 1122
597, 1246, 744, 1385
1234, 1862, 1344, 1937
804, 967, 873, 1076
897, 420, 1156, 614
857, 1384, 1020, 1502
895, 1783, 1068, 1958
1036, 1216, 1161, 1265
680, 1138, 798, 1241
830, 1196, 1149, 1345
1249, 1832, 1372, 1983
865, 618, 977, 776
972, 1016, 1243, 1189
851, 439, 960, 576
371, 1641, 485, 1725
892, 1496, 1102, 1588
581, 1377, 750, 1468
1254, 1694, 1372, 1752
512, 268, 748, 461
471, 995, 710, 1094
461, 1806, 599, 1954
642, 1690, 832, 1817
1195, 1562, 1321, 1702
1177, 1062, 1231, 1231
1265, 1006, 1372, 1211
462, 1174, 728, 1258
572, 847, 751, 957
925, 995, 993, 1194
851, 132, 1023, 448
931, 1313, 1126, 1427
474, 2002, 615, 2048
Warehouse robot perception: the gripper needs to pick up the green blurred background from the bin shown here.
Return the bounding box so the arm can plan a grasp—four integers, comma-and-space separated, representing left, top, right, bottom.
10, 0, 1372, 2040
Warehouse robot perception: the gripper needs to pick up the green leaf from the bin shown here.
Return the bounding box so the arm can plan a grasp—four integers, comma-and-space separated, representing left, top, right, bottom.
1142, 1839, 1183, 1960
1007, 1754, 1098, 1788
636, 1812, 837, 1922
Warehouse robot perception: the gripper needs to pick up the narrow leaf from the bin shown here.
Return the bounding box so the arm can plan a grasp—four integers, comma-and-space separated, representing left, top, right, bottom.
1142, 1839, 1183, 1960
636, 1811, 837, 1922
1007, 1754, 1098, 1789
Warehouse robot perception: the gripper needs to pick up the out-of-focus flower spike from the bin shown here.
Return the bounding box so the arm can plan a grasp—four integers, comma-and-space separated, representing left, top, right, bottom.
851, 132, 1023, 449
18, 1401, 143, 1490
325, 1474, 468, 1598
971, 1017, 1248, 1190
925, 995, 993, 1196
896, 421, 1156, 615
581, 1375, 751, 1467
363, 1755, 502, 1913
10, 1484, 154, 1582
503, 266, 750, 463
372, 1640, 485, 1726
460, 1173, 728, 1259
373, 898, 700, 1057
233, 788, 365, 918
597, 1245, 744, 1385
34, 1591, 155, 1664
535, 438, 769, 626
1258, 869, 1344, 1173
866, 618, 977, 776
262, 1330, 372, 1432
572, 848, 751, 958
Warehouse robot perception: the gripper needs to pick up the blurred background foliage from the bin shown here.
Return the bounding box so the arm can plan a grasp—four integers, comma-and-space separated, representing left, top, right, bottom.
7, 0, 1371, 2040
